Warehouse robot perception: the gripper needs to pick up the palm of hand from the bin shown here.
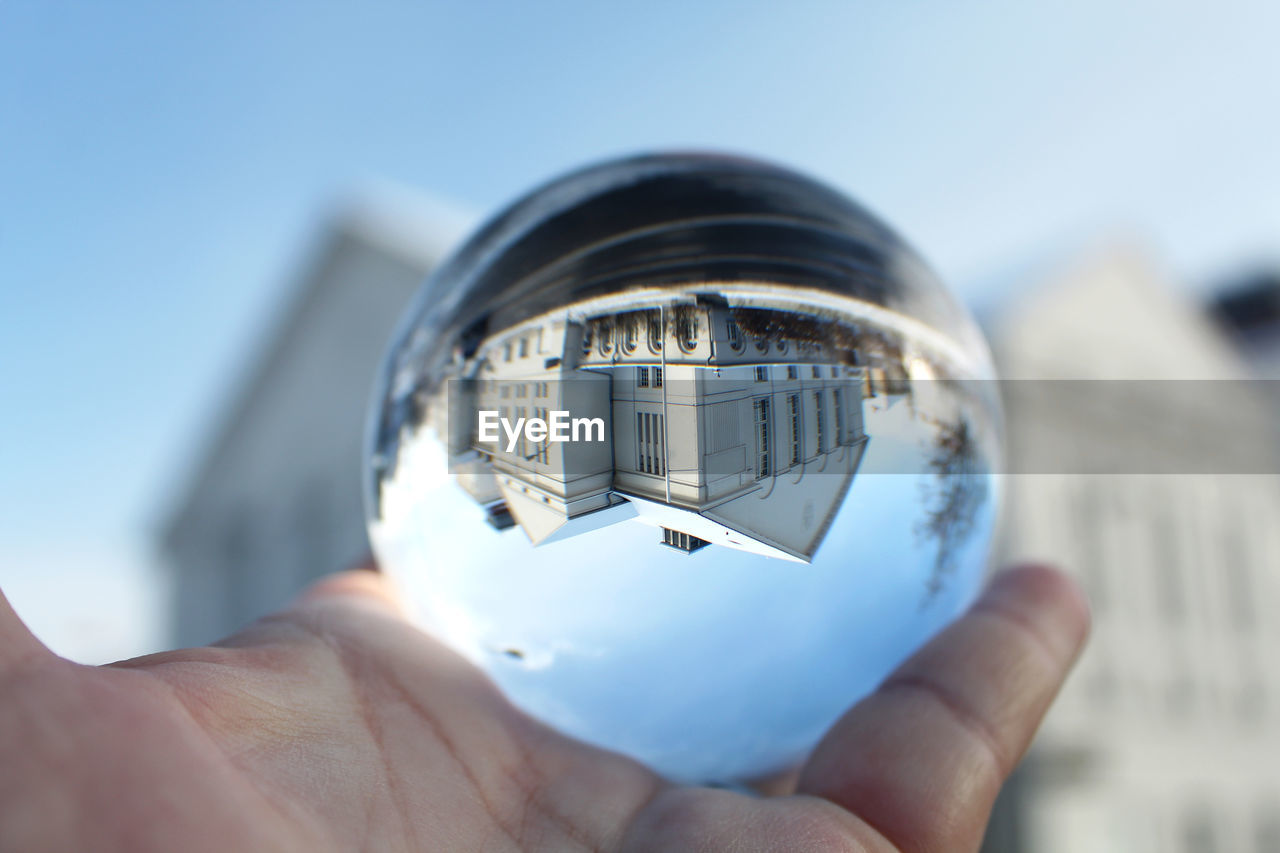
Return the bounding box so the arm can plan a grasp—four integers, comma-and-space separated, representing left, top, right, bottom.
0, 567, 1086, 852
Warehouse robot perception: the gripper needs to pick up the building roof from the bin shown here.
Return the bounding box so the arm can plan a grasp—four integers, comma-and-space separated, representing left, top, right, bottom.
980, 239, 1254, 380
980, 239, 1280, 475
159, 187, 475, 549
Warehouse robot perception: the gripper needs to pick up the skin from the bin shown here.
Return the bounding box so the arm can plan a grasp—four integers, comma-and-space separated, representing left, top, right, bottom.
0, 564, 1088, 852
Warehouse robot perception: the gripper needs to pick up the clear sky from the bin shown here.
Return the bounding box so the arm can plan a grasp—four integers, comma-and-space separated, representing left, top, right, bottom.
2, 0, 1277, 661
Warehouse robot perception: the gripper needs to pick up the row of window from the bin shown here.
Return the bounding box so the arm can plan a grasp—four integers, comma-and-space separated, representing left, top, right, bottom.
1176, 802, 1280, 853
582, 312, 760, 358
1048, 477, 1280, 722
1081, 656, 1270, 724
1068, 480, 1260, 629
531, 407, 549, 464
583, 312, 672, 357
636, 366, 664, 388
482, 406, 548, 463
494, 318, 854, 368
754, 389, 849, 479
488, 387, 849, 480
495, 381, 552, 400
501, 334, 539, 362
642, 364, 845, 387
661, 527, 709, 553
753, 398, 771, 478
756, 365, 843, 382
491, 360, 840, 399
637, 412, 665, 475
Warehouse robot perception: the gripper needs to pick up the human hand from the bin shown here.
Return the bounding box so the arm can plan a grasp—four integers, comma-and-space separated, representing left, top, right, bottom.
0, 564, 1087, 852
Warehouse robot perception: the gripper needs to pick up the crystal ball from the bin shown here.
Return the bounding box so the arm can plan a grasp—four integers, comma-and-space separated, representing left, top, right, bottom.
365, 153, 1001, 783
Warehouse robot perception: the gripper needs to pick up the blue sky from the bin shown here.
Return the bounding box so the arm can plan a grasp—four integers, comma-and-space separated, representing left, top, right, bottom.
1, 0, 1277, 660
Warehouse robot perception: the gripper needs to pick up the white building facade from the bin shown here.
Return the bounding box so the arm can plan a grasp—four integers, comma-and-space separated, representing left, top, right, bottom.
160, 194, 463, 646
981, 246, 1280, 853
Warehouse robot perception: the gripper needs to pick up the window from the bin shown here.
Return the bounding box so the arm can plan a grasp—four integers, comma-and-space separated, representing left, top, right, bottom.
653, 366, 663, 388
812, 366, 821, 378
1222, 514, 1254, 629
787, 365, 798, 380
647, 311, 663, 353
831, 366, 839, 377
518, 337, 528, 358
533, 407, 549, 463
1256, 808, 1280, 853
814, 391, 825, 453
833, 388, 844, 445
788, 394, 801, 465
677, 312, 698, 352
661, 527, 709, 553
755, 366, 768, 382
753, 397, 771, 479
1182, 809, 1217, 853
1072, 482, 1107, 612
637, 366, 649, 387
503, 343, 512, 362
726, 320, 743, 351
1152, 503, 1186, 624
515, 407, 527, 458
637, 412, 664, 475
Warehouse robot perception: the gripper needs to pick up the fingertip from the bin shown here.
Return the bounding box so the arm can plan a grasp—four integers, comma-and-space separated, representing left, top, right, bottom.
985, 562, 1084, 604
295, 565, 408, 620
979, 563, 1092, 661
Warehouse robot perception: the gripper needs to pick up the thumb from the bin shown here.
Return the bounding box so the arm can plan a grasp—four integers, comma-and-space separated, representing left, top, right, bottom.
210, 562, 411, 652
291, 562, 410, 622
0, 587, 53, 669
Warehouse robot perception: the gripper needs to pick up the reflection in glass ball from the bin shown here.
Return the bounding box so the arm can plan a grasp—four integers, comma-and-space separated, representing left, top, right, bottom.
365, 153, 1002, 783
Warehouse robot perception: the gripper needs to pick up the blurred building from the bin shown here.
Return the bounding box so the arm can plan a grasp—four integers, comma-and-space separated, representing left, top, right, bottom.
980, 245, 1280, 853
159, 195, 1280, 851
159, 191, 467, 646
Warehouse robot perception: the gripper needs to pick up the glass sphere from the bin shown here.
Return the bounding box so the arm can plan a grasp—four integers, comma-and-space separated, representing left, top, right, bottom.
365, 153, 1001, 783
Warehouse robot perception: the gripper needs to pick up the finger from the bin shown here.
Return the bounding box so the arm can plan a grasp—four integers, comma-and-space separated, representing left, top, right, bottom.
292, 563, 408, 620
0, 587, 52, 669
207, 563, 409, 652
796, 565, 1090, 852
